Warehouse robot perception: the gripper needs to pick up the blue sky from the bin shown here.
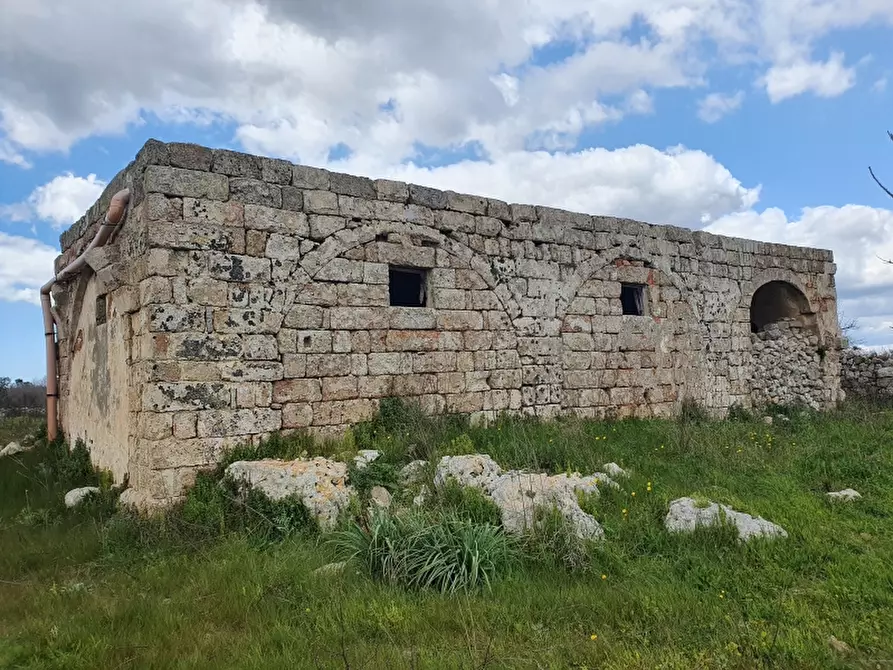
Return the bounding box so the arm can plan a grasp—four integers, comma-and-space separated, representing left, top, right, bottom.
1, 0, 893, 380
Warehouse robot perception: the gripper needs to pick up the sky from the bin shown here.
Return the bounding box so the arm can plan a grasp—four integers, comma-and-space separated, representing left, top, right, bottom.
1, 0, 892, 381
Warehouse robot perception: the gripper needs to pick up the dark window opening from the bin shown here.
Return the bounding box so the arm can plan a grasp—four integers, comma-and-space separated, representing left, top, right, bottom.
96, 294, 108, 325
389, 267, 427, 307
620, 283, 646, 316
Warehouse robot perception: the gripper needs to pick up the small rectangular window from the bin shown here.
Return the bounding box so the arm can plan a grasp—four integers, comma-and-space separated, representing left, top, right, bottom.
96, 294, 108, 325
620, 283, 646, 316
389, 267, 427, 307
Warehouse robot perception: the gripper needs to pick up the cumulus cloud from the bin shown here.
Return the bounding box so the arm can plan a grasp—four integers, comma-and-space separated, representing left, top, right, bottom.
0, 232, 57, 304
761, 52, 856, 103
697, 91, 744, 123
1, 0, 891, 165
1, 173, 106, 229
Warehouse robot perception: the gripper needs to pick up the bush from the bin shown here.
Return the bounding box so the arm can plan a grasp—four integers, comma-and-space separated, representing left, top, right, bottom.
331, 510, 517, 594
522, 507, 593, 573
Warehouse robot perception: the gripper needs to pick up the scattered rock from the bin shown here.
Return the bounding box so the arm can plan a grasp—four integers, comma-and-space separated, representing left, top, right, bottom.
826, 488, 862, 502
434, 455, 615, 540
64, 487, 100, 508
412, 485, 429, 508
226, 457, 352, 530
400, 459, 428, 484
665, 497, 788, 542
352, 450, 381, 469
828, 636, 853, 654
602, 462, 628, 479
369, 486, 392, 509
312, 561, 348, 577
0, 441, 28, 458
762, 415, 773, 425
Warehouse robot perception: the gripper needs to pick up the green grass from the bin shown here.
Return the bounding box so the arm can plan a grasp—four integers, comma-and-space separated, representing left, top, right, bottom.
2, 400, 893, 669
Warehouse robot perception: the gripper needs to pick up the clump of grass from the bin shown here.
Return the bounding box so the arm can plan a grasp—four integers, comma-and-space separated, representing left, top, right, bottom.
426, 479, 502, 526
522, 507, 593, 573
347, 459, 400, 498
331, 510, 517, 594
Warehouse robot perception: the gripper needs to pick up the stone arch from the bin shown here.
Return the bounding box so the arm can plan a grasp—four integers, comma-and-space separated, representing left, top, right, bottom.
558, 250, 707, 418
279, 224, 524, 428
749, 280, 815, 333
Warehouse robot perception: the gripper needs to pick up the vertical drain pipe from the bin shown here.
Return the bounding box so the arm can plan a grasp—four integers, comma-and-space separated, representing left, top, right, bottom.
41, 189, 131, 442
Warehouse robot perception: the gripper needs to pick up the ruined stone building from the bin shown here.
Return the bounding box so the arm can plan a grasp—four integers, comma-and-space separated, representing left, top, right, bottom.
52, 140, 844, 506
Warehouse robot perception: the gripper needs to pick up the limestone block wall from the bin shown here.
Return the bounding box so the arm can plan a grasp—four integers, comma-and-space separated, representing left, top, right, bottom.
54, 140, 844, 506
841, 349, 893, 399
751, 319, 826, 409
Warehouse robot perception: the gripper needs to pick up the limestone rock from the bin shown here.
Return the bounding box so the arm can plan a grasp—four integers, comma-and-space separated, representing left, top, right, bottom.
602, 462, 628, 479
434, 454, 607, 540
400, 459, 428, 484
0, 441, 28, 458
433, 454, 502, 491
665, 497, 787, 542
826, 488, 861, 502
828, 636, 853, 655
65, 487, 100, 508
226, 457, 352, 530
369, 485, 392, 509
413, 485, 429, 507
352, 450, 381, 469
313, 561, 348, 577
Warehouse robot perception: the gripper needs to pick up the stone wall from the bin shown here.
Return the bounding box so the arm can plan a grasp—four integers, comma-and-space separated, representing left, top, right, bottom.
751, 319, 826, 409
54, 140, 844, 507
841, 349, 893, 399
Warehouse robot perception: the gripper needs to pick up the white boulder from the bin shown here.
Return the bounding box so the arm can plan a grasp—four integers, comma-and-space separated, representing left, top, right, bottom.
226, 457, 352, 530
826, 489, 862, 502
665, 497, 787, 542
434, 455, 611, 540
400, 459, 428, 484
0, 441, 29, 458
65, 487, 100, 508
352, 450, 381, 469
602, 462, 628, 479
369, 485, 392, 509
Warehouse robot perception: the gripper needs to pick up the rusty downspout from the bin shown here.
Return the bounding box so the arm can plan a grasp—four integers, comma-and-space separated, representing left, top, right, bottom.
41, 189, 131, 442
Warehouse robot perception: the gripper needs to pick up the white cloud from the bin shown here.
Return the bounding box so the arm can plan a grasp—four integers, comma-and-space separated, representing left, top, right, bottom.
873, 77, 888, 93
1, 173, 106, 229
761, 52, 856, 103
0, 232, 57, 304
697, 91, 745, 123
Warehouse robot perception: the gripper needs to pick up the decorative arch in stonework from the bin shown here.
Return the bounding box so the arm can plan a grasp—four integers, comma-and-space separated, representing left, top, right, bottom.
742, 269, 820, 335
277, 222, 523, 428
558, 250, 707, 418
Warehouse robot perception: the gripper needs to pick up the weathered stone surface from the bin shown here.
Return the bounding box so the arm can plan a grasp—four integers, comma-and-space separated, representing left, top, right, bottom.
54, 139, 842, 508
664, 497, 788, 542
842, 349, 893, 399
353, 449, 381, 469
226, 457, 352, 530
369, 485, 392, 508
826, 488, 861, 502
65, 487, 100, 508
0, 441, 29, 458
602, 463, 628, 479
400, 460, 428, 484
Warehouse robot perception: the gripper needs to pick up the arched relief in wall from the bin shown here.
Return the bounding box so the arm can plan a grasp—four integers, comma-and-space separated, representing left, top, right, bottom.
744, 275, 831, 409
559, 251, 707, 418
740, 269, 821, 337
277, 224, 523, 428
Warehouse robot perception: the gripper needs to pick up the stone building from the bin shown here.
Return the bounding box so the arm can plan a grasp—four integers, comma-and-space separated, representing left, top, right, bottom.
52, 140, 844, 507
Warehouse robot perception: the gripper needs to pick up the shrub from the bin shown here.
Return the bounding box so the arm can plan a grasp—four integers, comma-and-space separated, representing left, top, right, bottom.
522, 507, 593, 573
331, 510, 517, 594
347, 460, 400, 498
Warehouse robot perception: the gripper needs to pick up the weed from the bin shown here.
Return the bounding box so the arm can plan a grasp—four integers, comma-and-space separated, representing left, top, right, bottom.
427, 479, 502, 526
331, 509, 517, 594
523, 507, 593, 573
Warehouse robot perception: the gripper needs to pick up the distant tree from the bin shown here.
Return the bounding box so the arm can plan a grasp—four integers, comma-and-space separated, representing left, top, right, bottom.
869, 131, 893, 269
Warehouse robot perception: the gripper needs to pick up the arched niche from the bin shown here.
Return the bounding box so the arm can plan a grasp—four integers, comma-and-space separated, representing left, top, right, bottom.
749, 281, 816, 334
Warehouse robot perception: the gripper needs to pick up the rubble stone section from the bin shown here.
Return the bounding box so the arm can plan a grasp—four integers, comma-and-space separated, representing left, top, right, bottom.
751, 319, 827, 409
53, 140, 844, 507
841, 349, 893, 399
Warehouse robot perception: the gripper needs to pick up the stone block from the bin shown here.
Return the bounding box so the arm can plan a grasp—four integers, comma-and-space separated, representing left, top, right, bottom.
273, 379, 323, 403
168, 143, 213, 171
208, 253, 271, 282
385, 330, 440, 352
409, 184, 447, 210
305, 353, 353, 377
183, 198, 244, 226
148, 221, 243, 253
172, 412, 198, 439
147, 304, 205, 332
281, 186, 304, 212
196, 408, 280, 437
143, 382, 231, 412
309, 215, 347, 239
375, 179, 409, 202
322, 376, 359, 400
329, 172, 375, 199
139, 412, 173, 439
436, 310, 484, 331
304, 190, 340, 215
293, 165, 331, 190
243, 334, 279, 360
282, 403, 314, 428
140, 277, 173, 305
265, 233, 301, 260
245, 204, 309, 235
220, 361, 284, 381
212, 149, 261, 178
212, 309, 283, 334
390, 307, 436, 329
145, 166, 229, 201
261, 157, 294, 184
168, 333, 243, 360
145, 194, 183, 221
230, 178, 282, 207
329, 306, 389, 330
368, 352, 414, 375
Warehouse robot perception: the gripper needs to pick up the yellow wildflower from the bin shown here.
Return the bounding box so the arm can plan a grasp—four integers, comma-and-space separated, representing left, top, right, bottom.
590, 634, 598, 641
601, 574, 607, 580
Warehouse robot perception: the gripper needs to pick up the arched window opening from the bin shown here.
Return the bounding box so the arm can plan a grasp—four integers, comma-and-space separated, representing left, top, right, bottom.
749, 281, 814, 333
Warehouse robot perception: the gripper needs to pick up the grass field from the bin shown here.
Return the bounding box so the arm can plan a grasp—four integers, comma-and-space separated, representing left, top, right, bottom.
1, 402, 892, 670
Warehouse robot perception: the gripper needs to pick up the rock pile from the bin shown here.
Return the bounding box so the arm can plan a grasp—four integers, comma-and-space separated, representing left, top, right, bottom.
664, 497, 787, 542
826, 488, 861, 502
751, 319, 825, 409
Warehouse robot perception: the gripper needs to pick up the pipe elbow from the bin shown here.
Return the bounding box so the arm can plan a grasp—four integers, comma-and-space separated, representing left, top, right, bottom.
105, 188, 131, 225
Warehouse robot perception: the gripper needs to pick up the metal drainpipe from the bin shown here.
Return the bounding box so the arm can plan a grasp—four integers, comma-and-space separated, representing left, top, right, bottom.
41, 189, 131, 442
